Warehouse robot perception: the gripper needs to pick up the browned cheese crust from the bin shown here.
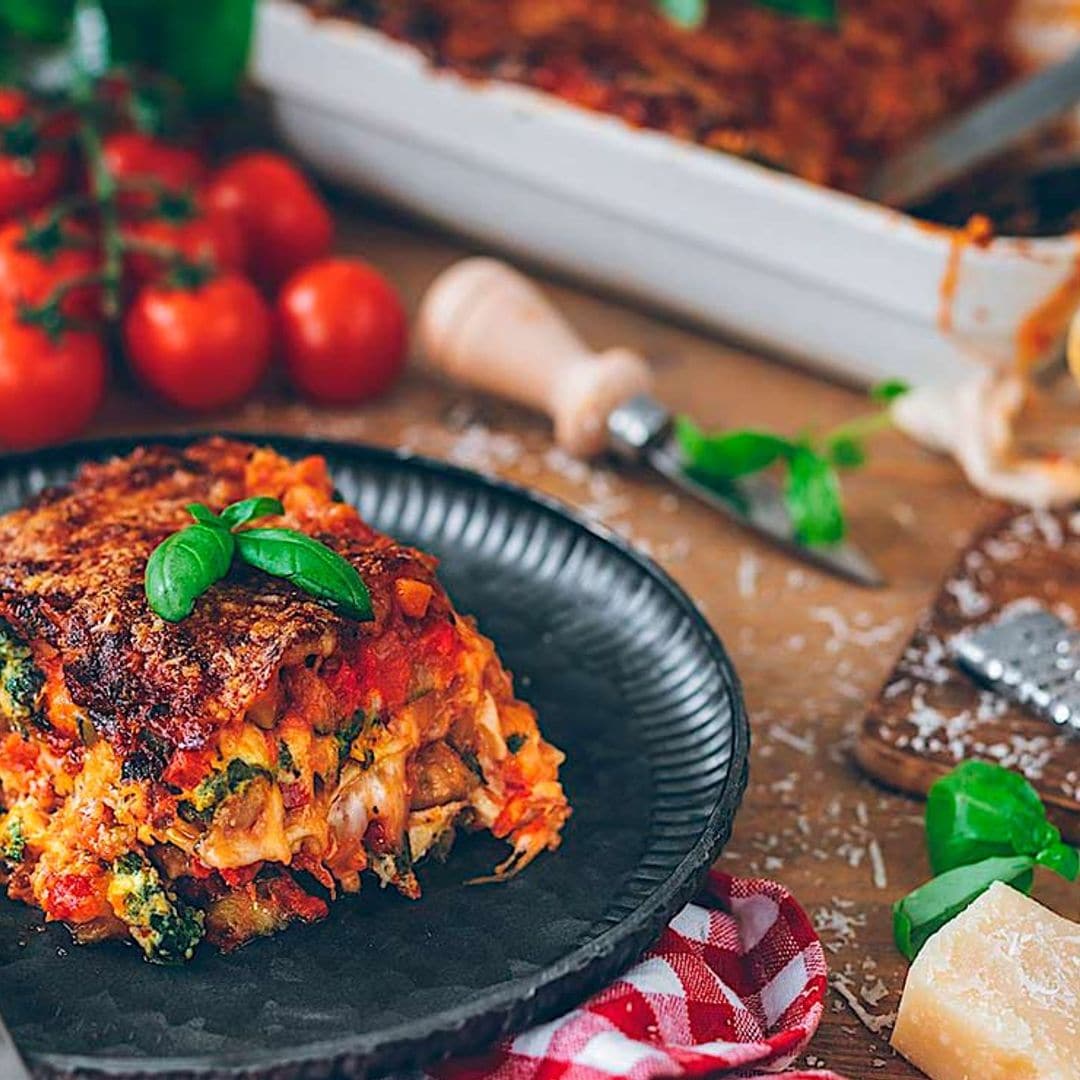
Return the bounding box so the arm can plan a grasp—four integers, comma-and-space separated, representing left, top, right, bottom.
0, 439, 448, 762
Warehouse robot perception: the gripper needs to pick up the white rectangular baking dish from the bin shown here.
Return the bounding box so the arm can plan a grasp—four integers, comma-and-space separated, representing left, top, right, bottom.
251, 0, 1080, 389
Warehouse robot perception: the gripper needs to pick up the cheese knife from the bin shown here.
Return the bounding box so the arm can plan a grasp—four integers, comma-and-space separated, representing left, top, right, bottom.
417, 258, 884, 587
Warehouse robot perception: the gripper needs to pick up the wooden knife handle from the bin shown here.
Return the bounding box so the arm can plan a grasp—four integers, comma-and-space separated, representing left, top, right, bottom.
417, 257, 652, 457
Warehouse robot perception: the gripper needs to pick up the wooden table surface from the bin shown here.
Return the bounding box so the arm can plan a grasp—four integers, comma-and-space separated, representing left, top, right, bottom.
85, 198, 1076, 1079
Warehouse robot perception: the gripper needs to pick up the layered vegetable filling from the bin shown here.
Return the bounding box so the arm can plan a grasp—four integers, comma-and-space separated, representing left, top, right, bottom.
0, 613, 567, 962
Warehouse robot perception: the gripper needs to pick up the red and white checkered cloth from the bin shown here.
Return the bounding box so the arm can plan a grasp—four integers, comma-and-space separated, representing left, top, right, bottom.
433, 871, 848, 1080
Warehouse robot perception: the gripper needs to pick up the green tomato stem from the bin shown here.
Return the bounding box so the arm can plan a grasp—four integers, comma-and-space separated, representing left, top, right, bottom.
28, 193, 98, 233
70, 74, 123, 321
822, 408, 895, 449
117, 233, 206, 276
15, 270, 109, 340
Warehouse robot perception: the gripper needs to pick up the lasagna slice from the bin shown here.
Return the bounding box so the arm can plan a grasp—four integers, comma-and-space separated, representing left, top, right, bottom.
0, 439, 568, 961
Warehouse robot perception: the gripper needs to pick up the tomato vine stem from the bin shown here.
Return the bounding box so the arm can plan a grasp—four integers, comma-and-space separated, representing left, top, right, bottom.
71, 73, 123, 321
16, 270, 109, 341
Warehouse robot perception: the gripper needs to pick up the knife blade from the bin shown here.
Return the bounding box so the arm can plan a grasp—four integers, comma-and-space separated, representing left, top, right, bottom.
608, 394, 885, 587
418, 257, 886, 587
864, 45, 1080, 208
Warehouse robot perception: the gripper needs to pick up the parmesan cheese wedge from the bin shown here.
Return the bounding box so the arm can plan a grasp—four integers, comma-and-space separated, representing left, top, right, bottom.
891, 881, 1080, 1080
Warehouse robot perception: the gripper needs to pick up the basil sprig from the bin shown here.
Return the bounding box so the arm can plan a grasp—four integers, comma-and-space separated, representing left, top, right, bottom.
219, 496, 286, 530
145, 497, 373, 623
236, 528, 372, 620
893, 854, 1036, 960
144, 522, 235, 623
893, 761, 1078, 960
676, 380, 908, 547
925, 759, 1073, 874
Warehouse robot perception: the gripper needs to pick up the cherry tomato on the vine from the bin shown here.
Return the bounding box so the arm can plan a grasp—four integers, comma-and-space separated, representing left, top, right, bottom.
122, 198, 246, 288
0, 216, 100, 318
205, 152, 332, 292
123, 272, 272, 411
0, 89, 67, 220
0, 309, 107, 450
101, 132, 207, 211
277, 257, 407, 405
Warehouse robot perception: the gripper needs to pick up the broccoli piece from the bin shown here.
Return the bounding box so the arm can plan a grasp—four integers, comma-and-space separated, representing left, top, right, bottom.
225, 758, 264, 788
148, 905, 205, 964
177, 758, 270, 823
1, 816, 25, 863
109, 851, 204, 964
113, 850, 143, 875
0, 619, 43, 731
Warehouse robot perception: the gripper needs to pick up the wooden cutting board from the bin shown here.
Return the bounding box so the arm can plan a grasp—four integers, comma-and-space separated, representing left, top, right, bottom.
857, 506, 1080, 842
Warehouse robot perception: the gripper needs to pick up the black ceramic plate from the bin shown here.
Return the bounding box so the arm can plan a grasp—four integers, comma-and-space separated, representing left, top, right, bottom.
0, 436, 748, 1080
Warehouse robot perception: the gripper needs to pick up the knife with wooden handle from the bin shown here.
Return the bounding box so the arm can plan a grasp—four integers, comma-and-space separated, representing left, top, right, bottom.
418, 257, 884, 587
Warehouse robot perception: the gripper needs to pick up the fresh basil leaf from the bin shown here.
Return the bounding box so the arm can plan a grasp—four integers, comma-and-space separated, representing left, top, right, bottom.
754, 0, 838, 26
784, 445, 845, 546
186, 503, 222, 527
235, 528, 373, 621
145, 523, 236, 622
676, 416, 792, 478
870, 378, 911, 403
220, 496, 284, 530
826, 433, 865, 469
926, 761, 1056, 875
1036, 841, 1080, 882
892, 855, 1035, 961
656, 0, 708, 28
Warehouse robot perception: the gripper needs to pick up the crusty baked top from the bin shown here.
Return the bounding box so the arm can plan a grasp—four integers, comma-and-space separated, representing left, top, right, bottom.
0, 439, 450, 759
328, 0, 1020, 192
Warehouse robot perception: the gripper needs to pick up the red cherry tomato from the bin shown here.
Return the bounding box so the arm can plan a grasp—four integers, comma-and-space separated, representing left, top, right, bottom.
0, 308, 107, 450
100, 131, 207, 211
205, 152, 332, 292
123, 272, 272, 411
277, 257, 408, 405
122, 198, 246, 287
0, 89, 67, 220
0, 215, 99, 318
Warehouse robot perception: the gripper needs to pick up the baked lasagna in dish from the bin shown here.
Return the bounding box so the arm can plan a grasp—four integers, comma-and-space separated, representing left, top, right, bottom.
318, 0, 1021, 192
0, 439, 569, 961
